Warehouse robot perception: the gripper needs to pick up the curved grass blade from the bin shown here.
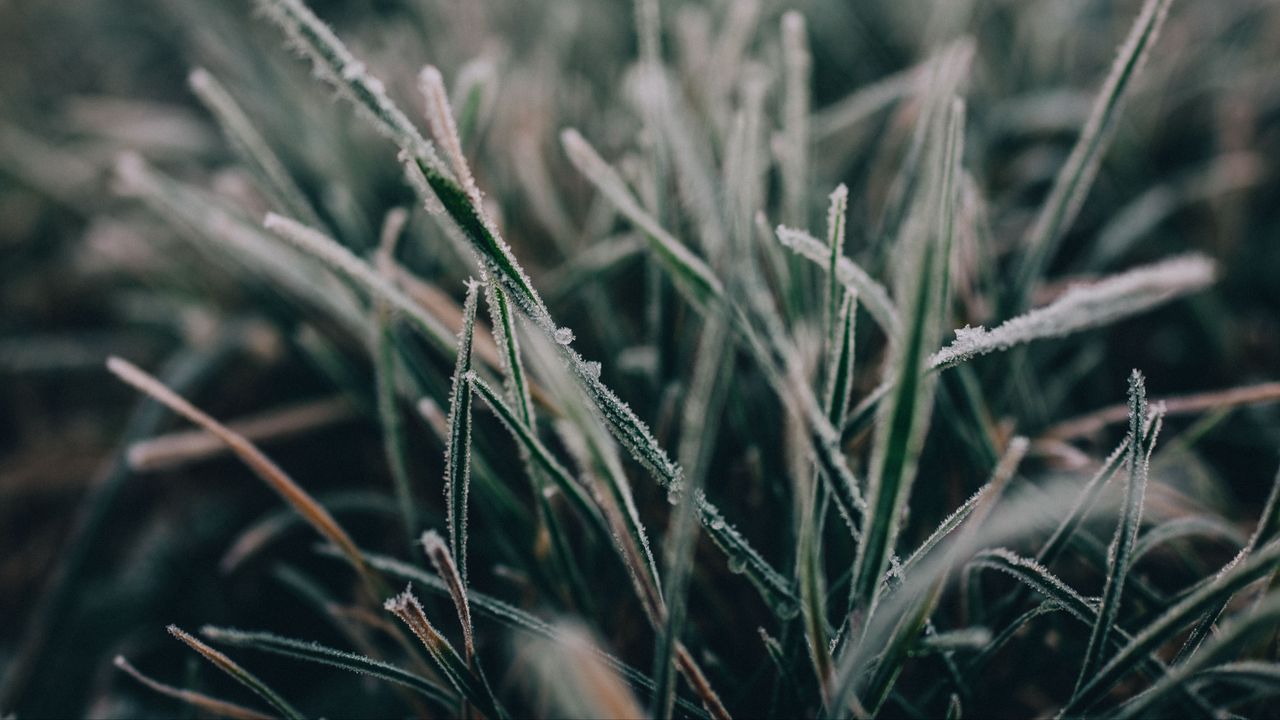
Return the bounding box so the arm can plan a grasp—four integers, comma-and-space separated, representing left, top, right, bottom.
421, 530, 474, 665
199, 626, 455, 711
252, 0, 437, 164
444, 280, 480, 582
262, 213, 456, 358
467, 374, 606, 533
560, 128, 723, 309
1130, 515, 1245, 566
113, 656, 273, 720
106, 357, 383, 598
167, 625, 304, 720
1076, 371, 1152, 688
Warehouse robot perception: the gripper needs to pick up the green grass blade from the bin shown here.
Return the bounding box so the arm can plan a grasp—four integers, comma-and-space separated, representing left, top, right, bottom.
1063, 538, 1280, 715
253, 0, 437, 163
1114, 593, 1280, 719
859, 437, 1027, 714
199, 626, 456, 711
262, 213, 456, 358
850, 97, 964, 612
1013, 0, 1174, 304
1076, 371, 1153, 688
168, 625, 305, 720
1173, 462, 1280, 663
444, 280, 479, 582
468, 374, 606, 531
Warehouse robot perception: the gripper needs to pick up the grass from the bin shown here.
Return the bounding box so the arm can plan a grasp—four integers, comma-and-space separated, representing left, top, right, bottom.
3, 0, 1280, 718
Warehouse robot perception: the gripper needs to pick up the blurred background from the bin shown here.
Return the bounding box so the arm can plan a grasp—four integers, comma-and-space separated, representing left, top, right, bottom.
2, 0, 1279, 717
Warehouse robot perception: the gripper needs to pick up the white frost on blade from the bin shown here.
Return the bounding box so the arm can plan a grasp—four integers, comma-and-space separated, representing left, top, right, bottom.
932, 254, 1216, 369
775, 225, 900, 337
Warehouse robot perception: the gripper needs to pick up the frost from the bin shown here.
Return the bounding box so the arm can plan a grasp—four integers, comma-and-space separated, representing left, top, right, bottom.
553, 326, 575, 345
931, 254, 1216, 369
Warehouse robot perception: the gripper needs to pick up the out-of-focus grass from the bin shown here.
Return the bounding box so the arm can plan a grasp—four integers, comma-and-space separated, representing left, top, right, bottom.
1, 0, 1280, 718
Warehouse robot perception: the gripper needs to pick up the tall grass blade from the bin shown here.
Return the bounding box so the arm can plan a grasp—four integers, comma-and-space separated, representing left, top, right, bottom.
1076, 371, 1153, 687
373, 209, 418, 545
198, 626, 455, 710
262, 213, 456, 358
467, 374, 605, 533
859, 437, 1027, 714
1014, 0, 1174, 303
850, 98, 964, 612
779, 11, 811, 227
113, 656, 273, 720
167, 625, 304, 720
444, 280, 480, 582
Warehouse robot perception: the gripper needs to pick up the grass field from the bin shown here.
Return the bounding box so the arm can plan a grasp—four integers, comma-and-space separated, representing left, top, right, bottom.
3, 0, 1280, 717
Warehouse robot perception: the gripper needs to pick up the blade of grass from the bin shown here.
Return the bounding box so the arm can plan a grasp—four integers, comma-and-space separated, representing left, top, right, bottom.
1115, 593, 1280, 718
933, 255, 1216, 369
198, 626, 455, 710
113, 656, 273, 720
1062, 537, 1280, 715
168, 625, 304, 720
775, 225, 900, 338
1172, 462, 1280, 664
1013, 0, 1174, 305
444, 280, 480, 583
859, 437, 1028, 714
373, 208, 418, 545
106, 356, 384, 598
1076, 370, 1154, 688
850, 97, 964, 612
385, 587, 507, 720
348, 548, 710, 719
262, 213, 456, 358
188, 67, 325, 230
561, 128, 723, 310
420, 530, 474, 665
